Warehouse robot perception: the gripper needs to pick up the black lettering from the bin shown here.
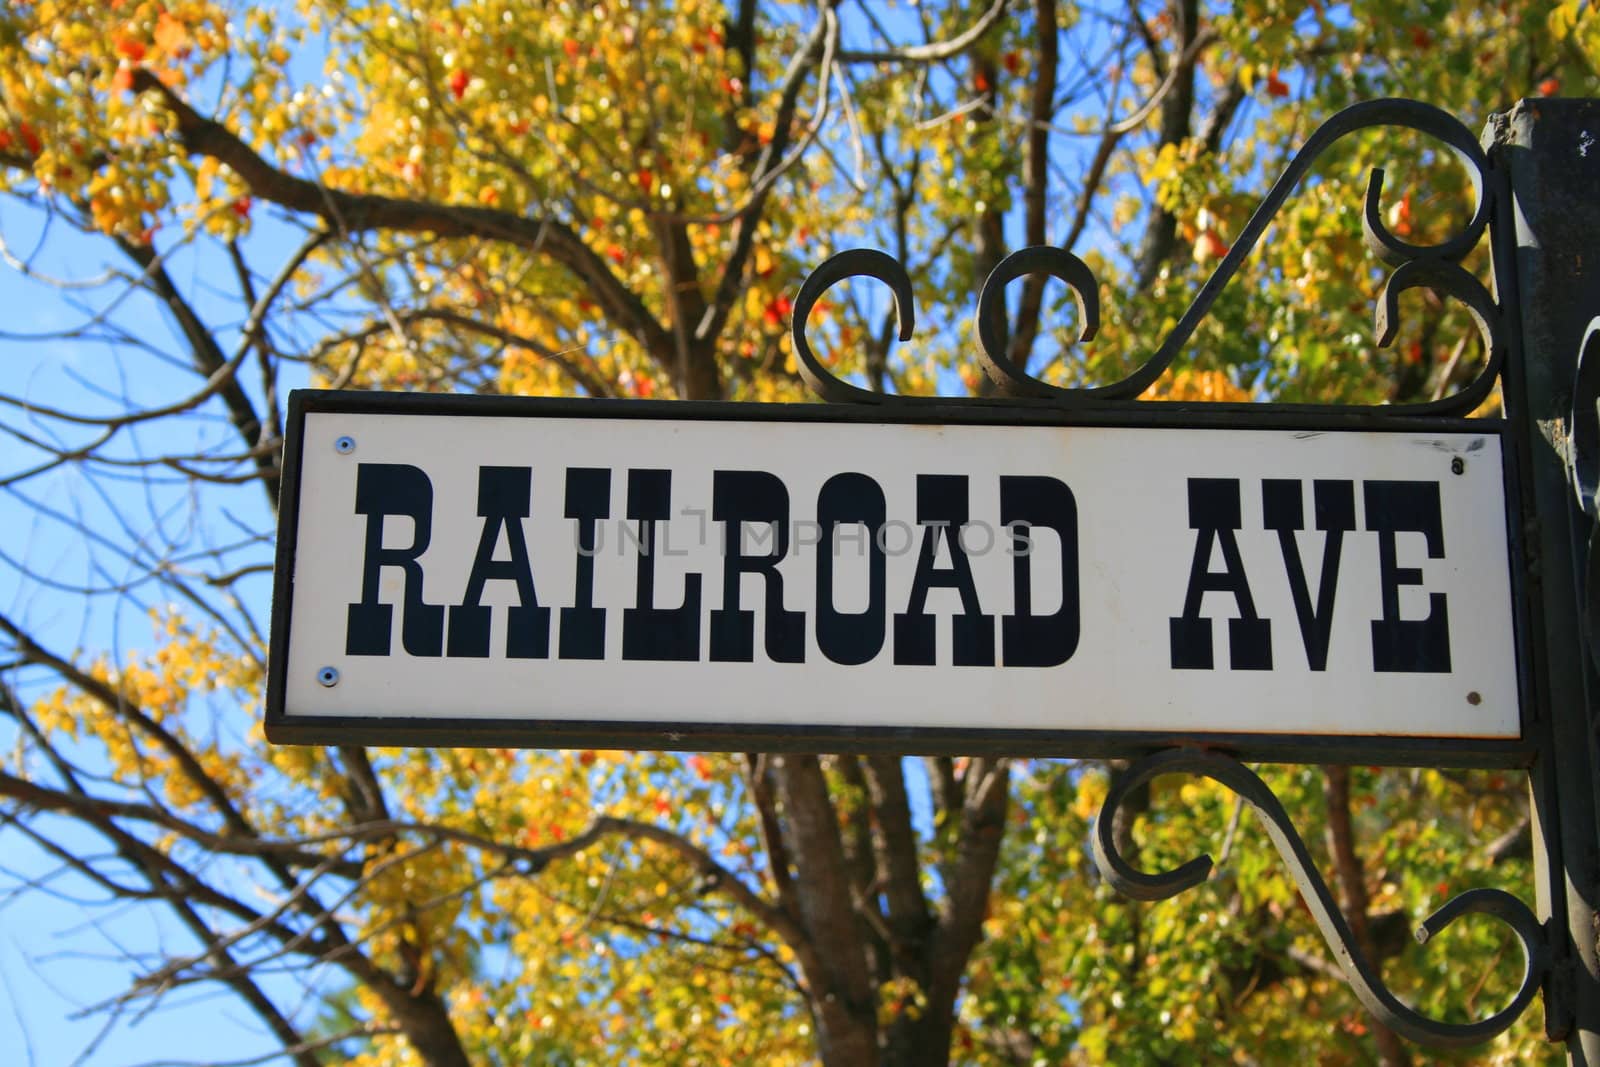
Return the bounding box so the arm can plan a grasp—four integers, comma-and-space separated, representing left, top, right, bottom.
1170, 478, 1271, 670
559, 468, 610, 660
1000, 476, 1079, 667
1263, 479, 1355, 670
710, 471, 804, 662
622, 469, 702, 660
447, 467, 550, 658
894, 475, 995, 666
345, 463, 444, 657
816, 473, 887, 665
1365, 480, 1451, 672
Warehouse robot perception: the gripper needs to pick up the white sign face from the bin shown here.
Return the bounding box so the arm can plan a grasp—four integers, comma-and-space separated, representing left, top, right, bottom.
267, 397, 1522, 750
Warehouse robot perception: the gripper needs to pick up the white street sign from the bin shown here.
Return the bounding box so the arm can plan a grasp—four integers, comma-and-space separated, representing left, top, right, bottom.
267, 394, 1522, 753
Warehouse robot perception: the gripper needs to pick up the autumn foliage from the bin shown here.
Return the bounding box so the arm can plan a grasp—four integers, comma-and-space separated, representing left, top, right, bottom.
0, 0, 1596, 1064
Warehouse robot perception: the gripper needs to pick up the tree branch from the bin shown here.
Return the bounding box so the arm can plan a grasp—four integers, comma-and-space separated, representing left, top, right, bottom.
1132, 0, 1201, 291
128, 70, 675, 365
695, 9, 837, 350
117, 238, 281, 505
1324, 766, 1411, 1067
0, 770, 363, 879
862, 755, 932, 962
837, 0, 1009, 64
1005, 0, 1060, 373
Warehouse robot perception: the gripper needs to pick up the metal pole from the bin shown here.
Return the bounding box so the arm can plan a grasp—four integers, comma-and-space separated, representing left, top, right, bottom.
1489, 98, 1600, 1063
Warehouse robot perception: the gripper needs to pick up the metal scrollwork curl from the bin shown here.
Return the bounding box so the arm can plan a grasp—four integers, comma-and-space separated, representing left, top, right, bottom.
1568, 316, 1600, 672
1092, 749, 1548, 1049
790, 99, 1501, 411
1569, 317, 1600, 520
791, 247, 918, 405
975, 245, 1100, 399
1373, 257, 1505, 414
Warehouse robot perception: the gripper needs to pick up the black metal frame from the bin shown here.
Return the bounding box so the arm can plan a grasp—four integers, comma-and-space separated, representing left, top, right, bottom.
265, 98, 1574, 1050
1095, 749, 1548, 1048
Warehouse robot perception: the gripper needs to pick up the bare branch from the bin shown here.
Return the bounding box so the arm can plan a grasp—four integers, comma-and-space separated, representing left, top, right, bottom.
837, 0, 1010, 64
127, 70, 675, 363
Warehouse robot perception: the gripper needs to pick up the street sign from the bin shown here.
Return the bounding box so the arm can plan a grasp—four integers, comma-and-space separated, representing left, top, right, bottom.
266, 389, 1523, 761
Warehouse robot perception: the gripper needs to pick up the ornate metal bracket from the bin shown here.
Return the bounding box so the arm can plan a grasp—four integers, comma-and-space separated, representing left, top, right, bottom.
1091, 749, 1548, 1048
789, 97, 1551, 1048
792, 98, 1503, 415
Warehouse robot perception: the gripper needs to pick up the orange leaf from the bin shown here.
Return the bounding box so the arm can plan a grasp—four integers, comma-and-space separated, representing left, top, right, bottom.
154, 13, 189, 57
1194, 230, 1229, 264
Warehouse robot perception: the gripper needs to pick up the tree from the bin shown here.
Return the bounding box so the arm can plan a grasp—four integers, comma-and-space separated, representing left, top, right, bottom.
0, 0, 1593, 1063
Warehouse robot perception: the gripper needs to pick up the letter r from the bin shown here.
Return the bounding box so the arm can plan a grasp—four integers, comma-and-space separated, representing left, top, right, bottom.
346, 463, 444, 657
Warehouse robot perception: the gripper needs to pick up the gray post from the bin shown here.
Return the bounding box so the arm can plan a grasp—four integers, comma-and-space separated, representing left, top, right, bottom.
1489, 98, 1600, 1063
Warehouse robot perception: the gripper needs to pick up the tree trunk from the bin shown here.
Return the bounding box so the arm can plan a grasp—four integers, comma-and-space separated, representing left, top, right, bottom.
774, 755, 881, 1065
1324, 766, 1411, 1067
371, 982, 474, 1067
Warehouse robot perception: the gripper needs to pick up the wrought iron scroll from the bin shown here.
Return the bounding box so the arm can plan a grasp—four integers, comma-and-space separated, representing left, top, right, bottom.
1569, 316, 1600, 673
792, 248, 916, 404
1092, 749, 1548, 1048
792, 98, 1503, 413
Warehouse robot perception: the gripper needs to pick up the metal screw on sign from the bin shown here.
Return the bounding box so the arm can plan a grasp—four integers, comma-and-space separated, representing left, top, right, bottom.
316, 666, 340, 688
334, 435, 356, 455
1451, 456, 1465, 475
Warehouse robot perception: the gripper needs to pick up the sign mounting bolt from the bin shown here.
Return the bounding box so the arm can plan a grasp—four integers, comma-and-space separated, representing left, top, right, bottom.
317, 666, 340, 688
1451, 456, 1465, 475
334, 436, 356, 455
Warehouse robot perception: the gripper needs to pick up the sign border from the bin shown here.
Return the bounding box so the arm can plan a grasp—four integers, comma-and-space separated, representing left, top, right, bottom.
266, 388, 1535, 769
